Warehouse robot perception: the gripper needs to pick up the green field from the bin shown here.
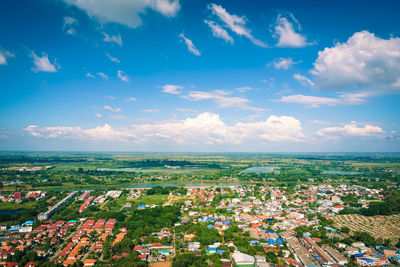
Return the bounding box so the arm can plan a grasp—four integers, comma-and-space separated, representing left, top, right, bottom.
132, 194, 169, 206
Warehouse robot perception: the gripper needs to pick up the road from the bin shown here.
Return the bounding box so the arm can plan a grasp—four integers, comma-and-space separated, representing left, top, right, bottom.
50, 220, 84, 261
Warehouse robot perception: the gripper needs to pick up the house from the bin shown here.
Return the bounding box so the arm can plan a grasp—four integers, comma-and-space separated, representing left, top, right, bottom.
158, 250, 170, 256
232, 251, 255, 267
83, 259, 96, 266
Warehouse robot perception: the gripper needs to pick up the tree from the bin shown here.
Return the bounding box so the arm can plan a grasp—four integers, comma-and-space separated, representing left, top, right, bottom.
341, 227, 350, 234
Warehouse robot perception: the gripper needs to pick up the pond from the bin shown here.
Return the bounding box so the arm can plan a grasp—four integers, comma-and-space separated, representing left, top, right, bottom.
242, 167, 276, 174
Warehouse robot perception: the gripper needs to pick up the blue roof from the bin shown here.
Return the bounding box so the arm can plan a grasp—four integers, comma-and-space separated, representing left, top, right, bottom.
223, 221, 230, 225
266, 230, 275, 233
276, 238, 283, 245
216, 250, 225, 254
358, 258, 374, 263
268, 239, 275, 245
24, 220, 34, 225
138, 204, 146, 207
207, 224, 214, 228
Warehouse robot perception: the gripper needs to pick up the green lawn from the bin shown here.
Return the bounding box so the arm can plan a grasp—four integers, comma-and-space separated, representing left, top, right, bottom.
133, 194, 168, 206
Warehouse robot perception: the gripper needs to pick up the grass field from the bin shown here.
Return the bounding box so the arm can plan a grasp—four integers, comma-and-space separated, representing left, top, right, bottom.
133, 195, 169, 206
0, 201, 36, 211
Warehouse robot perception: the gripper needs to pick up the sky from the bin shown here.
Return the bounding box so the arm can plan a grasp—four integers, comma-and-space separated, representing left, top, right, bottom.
0, 0, 400, 152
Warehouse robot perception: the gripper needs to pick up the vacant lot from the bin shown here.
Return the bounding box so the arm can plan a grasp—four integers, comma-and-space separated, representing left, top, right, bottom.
329, 214, 400, 241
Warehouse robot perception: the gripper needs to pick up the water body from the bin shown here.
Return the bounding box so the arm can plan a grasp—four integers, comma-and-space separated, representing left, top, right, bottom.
242, 167, 275, 174
0, 209, 25, 215
323, 170, 362, 175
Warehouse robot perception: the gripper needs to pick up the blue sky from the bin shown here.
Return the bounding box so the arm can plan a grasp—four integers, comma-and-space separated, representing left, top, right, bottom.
0, 0, 400, 152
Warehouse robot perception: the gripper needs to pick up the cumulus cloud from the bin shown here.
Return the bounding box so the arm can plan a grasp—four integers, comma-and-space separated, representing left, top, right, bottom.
96, 113, 103, 118
86, 72, 95, 78
105, 52, 120, 63
117, 70, 129, 82
204, 20, 234, 44
62, 0, 180, 28
294, 73, 314, 86
184, 90, 265, 112
97, 72, 108, 79
24, 112, 306, 144
103, 32, 122, 46
24, 124, 128, 141
162, 84, 183, 95
127, 97, 137, 102
273, 13, 311, 48
317, 122, 385, 139
104, 105, 121, 112
311, 31, 400, 93
178, 33, 201, 56
0, 49, 14, 65
208, 3, 266, 47
31, 51, 58, 73
62, 16, 78, 35
272, 57, 298, 70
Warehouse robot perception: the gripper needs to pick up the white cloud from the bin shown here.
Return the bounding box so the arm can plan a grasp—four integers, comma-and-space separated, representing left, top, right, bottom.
62, 0, 180, 28
0, 49, 14, 65
31, 51, 58, 73
236, 86, 252, 92
273, 13, 310, 48
62, 16, 78, 35
162, 84, 183, 95
317, 122, 385, 138
294, 73, 314, 86
24, 124, 128, 141
86, 72, 95, 78
117, 70, 129, 82
208, 3, 266, 47
204, 20, 234, 44
96, 113, 103, 118
103, 32, 122, 46
272, 57, 298, 70
104, 105, 121, 112
278, 91, 371, 107
104, 96, 116, 99
97, 72, 108, 79
105, 52, 120, 63
142, 108, 160, 113
127, 97, 137, 102
178, 33, 200, 56
311, 31, 400, 93
24, 112, 306, 144
184, 90, 266, 112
